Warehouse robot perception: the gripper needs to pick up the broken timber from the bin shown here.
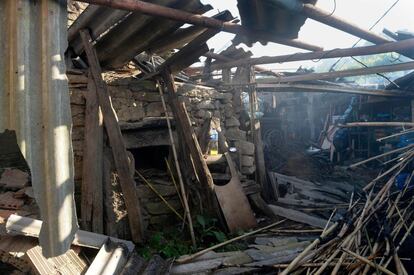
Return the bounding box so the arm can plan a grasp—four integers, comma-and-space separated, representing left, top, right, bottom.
161, 69, 216, 211
214, 153, 257, 232
80, 29, 144, 243
81, 75, 104, 233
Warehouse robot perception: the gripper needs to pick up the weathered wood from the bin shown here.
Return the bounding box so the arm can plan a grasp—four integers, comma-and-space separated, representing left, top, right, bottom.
257, 61, 414, 83
80, 29, 144, 243
256, 83, 414, 98
81, 75, 104, 233
212, 38, 414, 69
103, 148, 118, 237
175, 219, 287, 264
268, 205, 332, 229
214, 153, 257, 232
162, 69, 216, 211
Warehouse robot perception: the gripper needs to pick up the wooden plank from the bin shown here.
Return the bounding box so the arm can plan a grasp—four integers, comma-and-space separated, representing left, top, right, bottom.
214, 153, 257, 232
6, 214, 135, 252
212, 37, 414, 69
103, 148, 118, 238
257, 61, 414, 84
256, 83, 413, 98
162, 69, 216, 210
80, 30, 144, 243
268, 204, 332, 229
81, 75, 104, 233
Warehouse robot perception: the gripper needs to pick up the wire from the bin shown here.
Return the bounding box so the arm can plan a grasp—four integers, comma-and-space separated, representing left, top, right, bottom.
329, 0, 401, 72
325, 0, 337, 17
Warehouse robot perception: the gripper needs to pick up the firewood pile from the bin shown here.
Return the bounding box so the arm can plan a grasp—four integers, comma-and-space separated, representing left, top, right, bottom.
171, 149, 414, 274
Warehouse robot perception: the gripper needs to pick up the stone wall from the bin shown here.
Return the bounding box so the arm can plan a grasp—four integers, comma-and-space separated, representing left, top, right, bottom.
68, 73, 257, 229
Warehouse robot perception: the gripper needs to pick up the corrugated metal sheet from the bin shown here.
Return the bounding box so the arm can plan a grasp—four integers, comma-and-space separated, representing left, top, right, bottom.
236, 0, 317, 46
68, 0, 212, 69
0, 0, 78, 257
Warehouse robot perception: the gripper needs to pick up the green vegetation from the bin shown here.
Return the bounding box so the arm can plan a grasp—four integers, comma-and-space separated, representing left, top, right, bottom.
137, 214, 247, 259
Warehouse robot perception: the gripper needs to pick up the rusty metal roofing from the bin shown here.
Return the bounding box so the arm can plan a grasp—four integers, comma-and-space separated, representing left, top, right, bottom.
235, 0, 317, 46
0, 0, 78, 257
68, 0, 213, 69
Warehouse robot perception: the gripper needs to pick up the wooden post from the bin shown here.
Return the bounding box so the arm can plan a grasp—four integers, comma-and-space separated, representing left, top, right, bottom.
80, 30, 144, 243
161, 69, 216, 211
81, 75, 104, 233
248, 68, 271, 201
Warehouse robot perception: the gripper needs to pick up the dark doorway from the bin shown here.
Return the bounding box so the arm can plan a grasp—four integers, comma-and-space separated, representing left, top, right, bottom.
129, 145, 170, 170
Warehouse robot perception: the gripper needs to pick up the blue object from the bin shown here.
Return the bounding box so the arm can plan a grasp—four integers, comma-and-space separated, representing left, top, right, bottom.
395, 173, 414, 190
397, 132, 414, 148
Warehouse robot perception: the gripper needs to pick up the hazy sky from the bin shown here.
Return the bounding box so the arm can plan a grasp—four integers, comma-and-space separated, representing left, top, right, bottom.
201, 0, 414, 71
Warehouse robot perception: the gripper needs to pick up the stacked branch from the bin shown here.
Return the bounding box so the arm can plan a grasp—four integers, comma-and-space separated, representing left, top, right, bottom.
279, 150, 414, 275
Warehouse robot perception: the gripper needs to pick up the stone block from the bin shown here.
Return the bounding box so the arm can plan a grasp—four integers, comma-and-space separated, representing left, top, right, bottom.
241, 155, 255, 167
146, 199, 182, 215
225, 117, 240, 127
145, 102, 165, 117
225, 128, 246, 141
236, 140, 255, 156
242, 165, 256, 175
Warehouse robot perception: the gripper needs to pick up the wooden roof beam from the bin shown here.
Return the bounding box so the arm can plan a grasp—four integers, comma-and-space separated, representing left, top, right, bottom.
211, 38, 414, 69
76, 0, 323, 52
255, 83, 414, 98
256, 61, 414, 83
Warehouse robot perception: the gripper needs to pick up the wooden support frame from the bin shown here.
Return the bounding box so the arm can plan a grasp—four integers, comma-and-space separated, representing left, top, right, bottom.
161, 69, 216, 208
211, 38, 414, 69
80, 29, 144, 243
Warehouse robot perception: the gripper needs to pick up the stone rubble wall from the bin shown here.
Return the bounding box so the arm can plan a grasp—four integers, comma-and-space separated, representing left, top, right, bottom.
68, 74, 257, 228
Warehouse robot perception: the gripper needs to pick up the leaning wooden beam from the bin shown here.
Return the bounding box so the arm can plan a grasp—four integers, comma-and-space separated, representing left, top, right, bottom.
258, 61, 414, 83
75, 0, 322, 51
80, 30, 144, 243
256, 83, 414, 98
377, 128, 414, 142
161, 69, 216, 210
211, 38, 414, 69
6, 214, 135, 252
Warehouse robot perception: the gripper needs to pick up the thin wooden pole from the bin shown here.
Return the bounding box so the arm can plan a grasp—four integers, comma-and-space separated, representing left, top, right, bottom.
175, 219, 287, 264
154, 72, 196, 247
80, 29, 144, 243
